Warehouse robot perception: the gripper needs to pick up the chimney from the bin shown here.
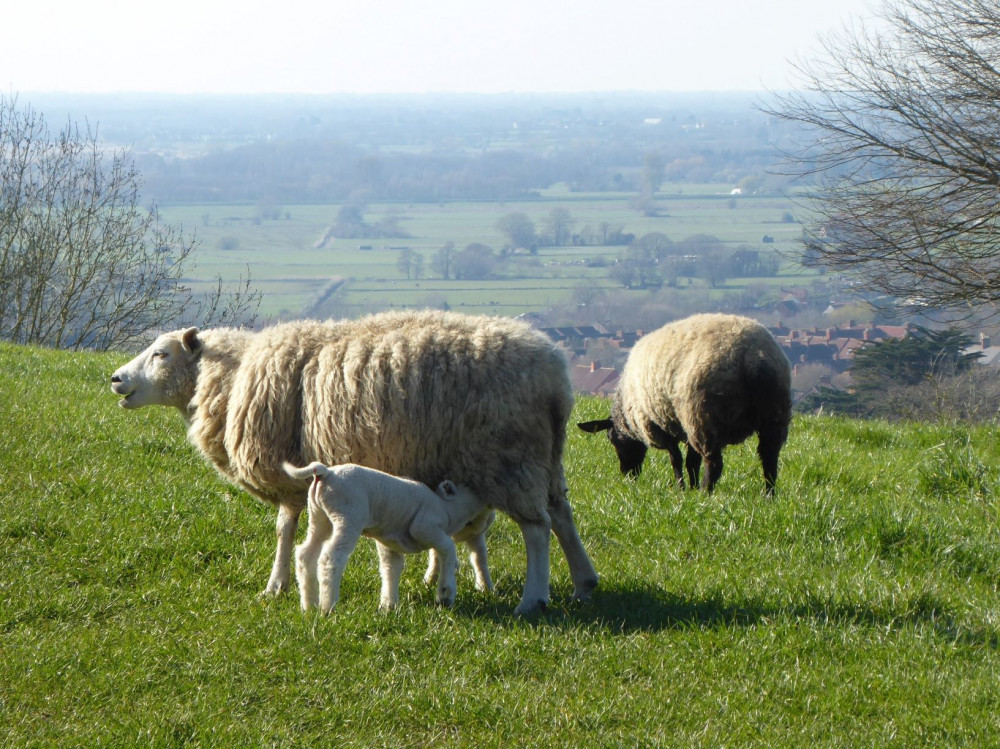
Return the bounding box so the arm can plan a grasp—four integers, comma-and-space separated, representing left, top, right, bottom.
590, 361, 599, 372
848, 319, 856, 328
982, 332, 991, 349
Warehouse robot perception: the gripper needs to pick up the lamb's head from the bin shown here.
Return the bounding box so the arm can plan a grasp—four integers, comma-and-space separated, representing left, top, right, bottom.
577, 415, 648, 477
110, 327, 202, 410
436, 479, 478, 505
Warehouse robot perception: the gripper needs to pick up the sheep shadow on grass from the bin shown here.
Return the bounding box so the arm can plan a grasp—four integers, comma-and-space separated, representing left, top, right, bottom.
449, 580, 999, 647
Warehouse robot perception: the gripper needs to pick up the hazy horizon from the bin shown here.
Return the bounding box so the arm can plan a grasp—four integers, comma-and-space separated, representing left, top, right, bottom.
6, 0, 875, 96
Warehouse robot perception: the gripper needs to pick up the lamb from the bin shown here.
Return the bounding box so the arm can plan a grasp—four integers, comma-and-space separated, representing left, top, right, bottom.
109, 310, 598, 615
578, 313, 791, 494
284, 461, 493, 611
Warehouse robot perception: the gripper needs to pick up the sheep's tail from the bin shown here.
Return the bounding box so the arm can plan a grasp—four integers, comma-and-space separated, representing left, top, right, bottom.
282, 460, 331, 482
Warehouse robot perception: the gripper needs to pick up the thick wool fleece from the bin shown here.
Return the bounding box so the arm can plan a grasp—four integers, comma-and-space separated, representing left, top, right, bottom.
187, 310, 573, 523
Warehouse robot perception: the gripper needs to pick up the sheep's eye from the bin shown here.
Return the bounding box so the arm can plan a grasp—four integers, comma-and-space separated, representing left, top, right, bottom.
152, 351, 168, 359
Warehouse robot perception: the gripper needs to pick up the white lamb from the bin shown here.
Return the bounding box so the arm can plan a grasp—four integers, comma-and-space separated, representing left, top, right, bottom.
284, 461, 494, 612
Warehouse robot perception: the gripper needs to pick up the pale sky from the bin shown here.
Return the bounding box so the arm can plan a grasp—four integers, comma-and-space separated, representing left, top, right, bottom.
4, 0, 875, 95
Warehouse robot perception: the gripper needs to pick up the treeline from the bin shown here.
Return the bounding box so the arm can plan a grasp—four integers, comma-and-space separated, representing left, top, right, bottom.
137, 140, 786, 204
124, 93, 798, 204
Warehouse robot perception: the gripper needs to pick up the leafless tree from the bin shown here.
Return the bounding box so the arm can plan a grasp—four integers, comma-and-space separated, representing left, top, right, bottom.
766, 0, 1000, 319
0, 96, 260, 351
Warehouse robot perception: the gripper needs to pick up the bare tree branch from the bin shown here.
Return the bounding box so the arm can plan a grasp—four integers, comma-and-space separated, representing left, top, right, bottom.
765, 0, 1000, 319
0, 95, 261, 350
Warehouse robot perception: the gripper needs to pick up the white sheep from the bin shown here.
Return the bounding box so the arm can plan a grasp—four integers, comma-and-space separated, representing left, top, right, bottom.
284, 461, 493, 611
578, 313, 792, 494
110, 310, 598, 615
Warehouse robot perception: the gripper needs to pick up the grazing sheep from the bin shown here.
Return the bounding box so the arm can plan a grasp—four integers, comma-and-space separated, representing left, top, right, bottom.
284, 461, 493, 611
578, 313, 791, 494
110, 310, 598, 615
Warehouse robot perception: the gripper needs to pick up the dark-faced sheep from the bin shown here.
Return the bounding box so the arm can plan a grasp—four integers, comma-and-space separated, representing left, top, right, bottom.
110, 310, 598, 615
578, 313, 791, 494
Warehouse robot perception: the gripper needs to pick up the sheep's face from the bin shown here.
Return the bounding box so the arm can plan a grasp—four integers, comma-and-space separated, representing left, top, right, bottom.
577, 418, 648, 477
110, 327, 202, 410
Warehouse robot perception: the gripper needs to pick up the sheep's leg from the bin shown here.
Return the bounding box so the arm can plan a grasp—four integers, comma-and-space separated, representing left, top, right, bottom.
376, 542, 406, 610
665, 442, 686, 488
295, 507, 332, 611
757, 424, 787, 496
548, 495, 599, 602
465, 532, 494, 592
700, 450, 724, 493
264, 502, 303, 596
514, 512, 553, 615
317, 522, 361, 613
685, 445, 702, 489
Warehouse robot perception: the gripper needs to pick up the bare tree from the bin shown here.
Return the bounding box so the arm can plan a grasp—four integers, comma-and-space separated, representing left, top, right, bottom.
766, 0, 1000, 319
0, 96, 259, 350
540, 207, 575, 247
495, 212, 536, 252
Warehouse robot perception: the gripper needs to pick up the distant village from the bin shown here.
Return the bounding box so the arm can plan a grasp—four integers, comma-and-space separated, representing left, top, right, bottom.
540, 319, 1000, 403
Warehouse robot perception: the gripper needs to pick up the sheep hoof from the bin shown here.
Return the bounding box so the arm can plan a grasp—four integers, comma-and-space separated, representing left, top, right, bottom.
573, 576, 599, 602
514, 598, 548, 616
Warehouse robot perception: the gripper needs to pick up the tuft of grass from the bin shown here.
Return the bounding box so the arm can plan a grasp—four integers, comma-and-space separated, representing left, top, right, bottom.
4, 347, 1000, 745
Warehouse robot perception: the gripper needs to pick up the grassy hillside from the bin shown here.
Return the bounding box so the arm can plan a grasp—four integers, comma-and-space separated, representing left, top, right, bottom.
3, 341, 1000, 745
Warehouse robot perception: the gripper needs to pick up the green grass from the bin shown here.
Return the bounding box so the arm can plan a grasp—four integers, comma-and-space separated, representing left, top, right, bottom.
4, 341, 1000, 745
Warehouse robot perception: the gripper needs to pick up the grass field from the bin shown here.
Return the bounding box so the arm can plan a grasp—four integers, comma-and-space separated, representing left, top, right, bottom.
159, 186, 813, 319
5, 341, 1000, 745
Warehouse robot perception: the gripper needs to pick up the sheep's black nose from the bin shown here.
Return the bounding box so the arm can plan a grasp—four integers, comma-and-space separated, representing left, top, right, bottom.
111, 374, 122, 383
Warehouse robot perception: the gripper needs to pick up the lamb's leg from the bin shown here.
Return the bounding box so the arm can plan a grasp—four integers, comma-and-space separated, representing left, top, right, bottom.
424, 535, 459, 607
295, 507, 332, 611
423, 549, 441, 588
548, 495, 599, 603
465, 531, 493, 592
411, 522, 460, 606
317, 522, 361, 613
376, 542, 406, 610
264, 502, 302, 596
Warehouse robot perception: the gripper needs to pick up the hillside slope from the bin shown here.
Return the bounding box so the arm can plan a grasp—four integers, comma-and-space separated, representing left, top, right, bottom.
3, 341, 1000, 744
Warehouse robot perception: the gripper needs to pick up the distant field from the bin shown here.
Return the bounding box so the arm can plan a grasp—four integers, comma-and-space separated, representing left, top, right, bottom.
159, 185, 813, 319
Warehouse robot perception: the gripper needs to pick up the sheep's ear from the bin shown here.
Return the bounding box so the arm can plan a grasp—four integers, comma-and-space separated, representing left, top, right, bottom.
180, 327, 202, 358
577, 419, 613, 434
438, 480, 457, 499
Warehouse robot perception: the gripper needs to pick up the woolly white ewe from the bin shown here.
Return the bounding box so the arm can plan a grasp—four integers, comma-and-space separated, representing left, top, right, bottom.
579, 313, 791, 494
110, 310, 598, 615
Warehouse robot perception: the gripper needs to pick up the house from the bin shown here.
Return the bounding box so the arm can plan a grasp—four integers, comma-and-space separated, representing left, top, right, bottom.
570, 361, 620, 397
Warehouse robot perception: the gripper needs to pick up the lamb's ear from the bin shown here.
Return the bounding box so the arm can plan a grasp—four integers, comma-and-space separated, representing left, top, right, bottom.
438, 480, 457, 499
577, 419, 613, 434
180, 327, 202, 358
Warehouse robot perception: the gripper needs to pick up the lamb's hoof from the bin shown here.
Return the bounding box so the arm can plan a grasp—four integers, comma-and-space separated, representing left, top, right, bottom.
513, 598, 548, 616
260, 583, 288, 598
